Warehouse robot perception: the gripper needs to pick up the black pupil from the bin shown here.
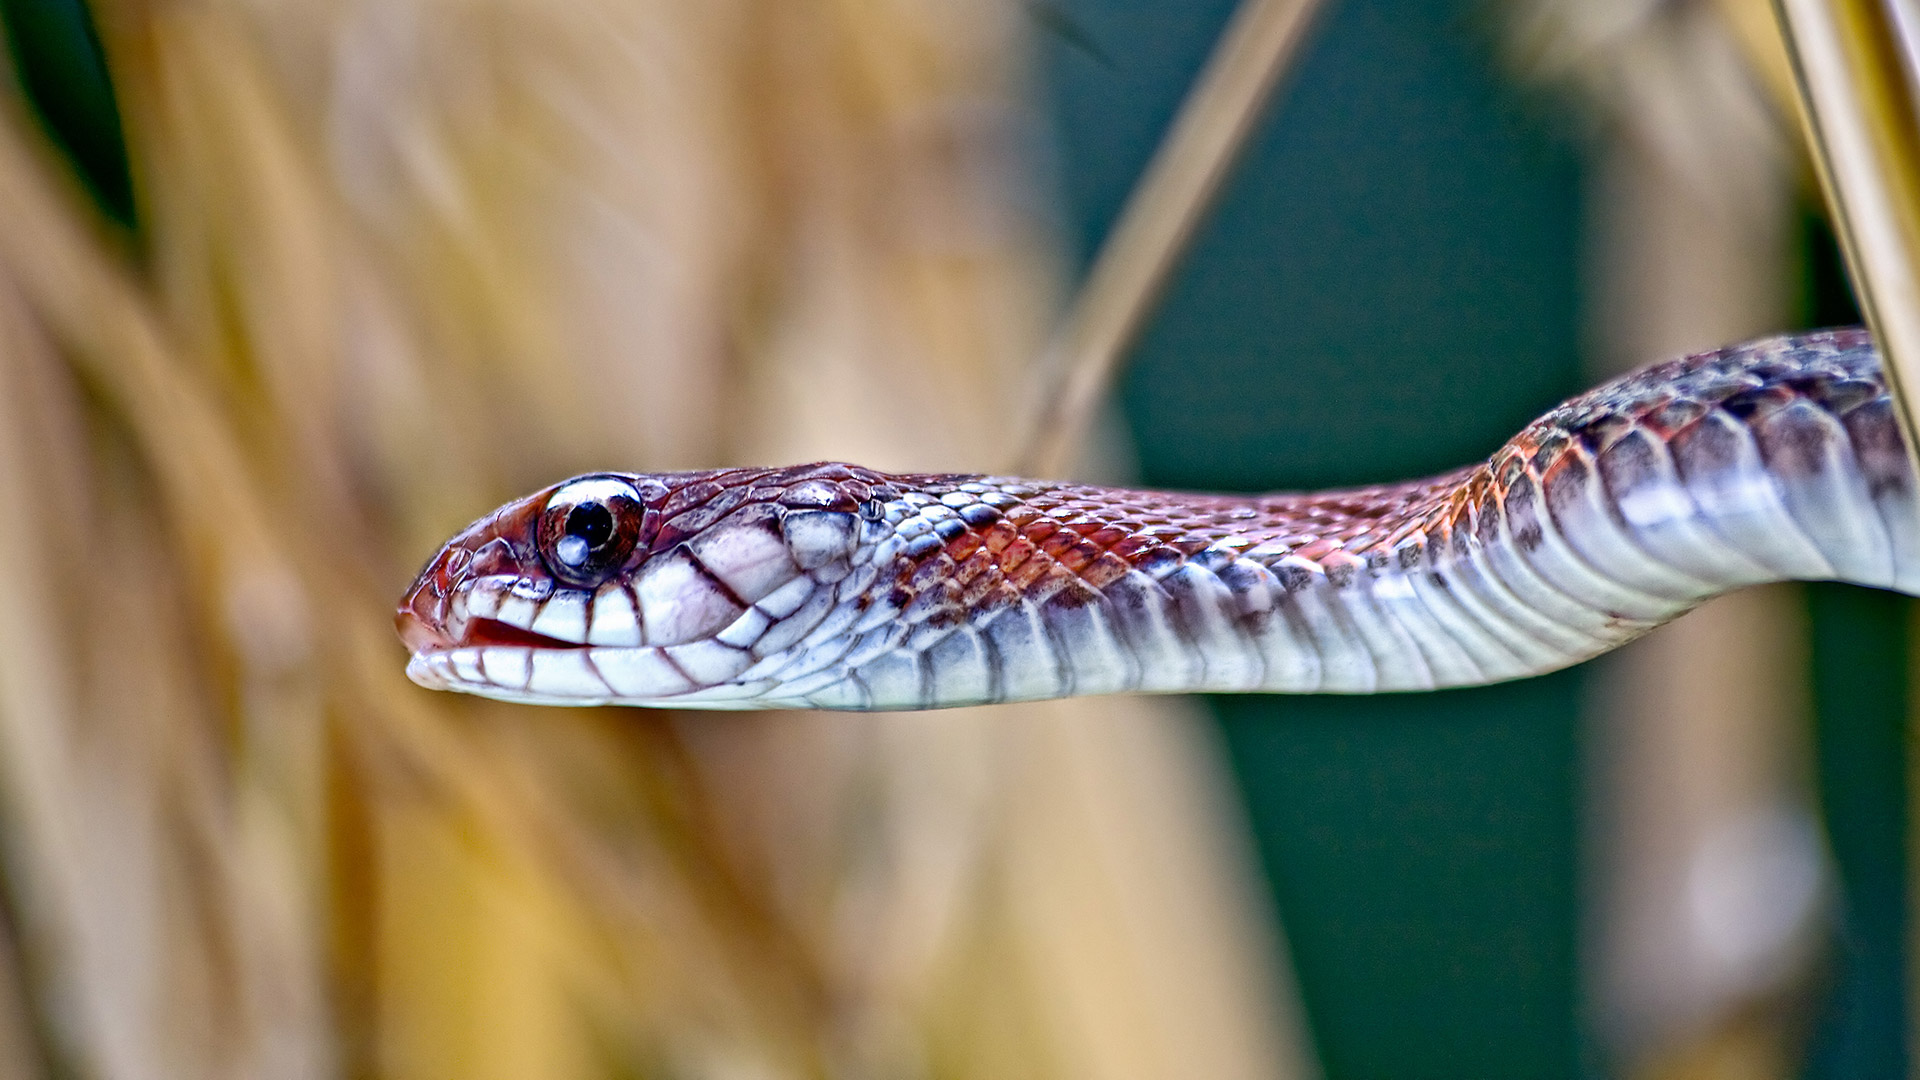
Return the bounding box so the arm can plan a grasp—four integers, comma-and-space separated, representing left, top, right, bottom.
564, 503, 615, 550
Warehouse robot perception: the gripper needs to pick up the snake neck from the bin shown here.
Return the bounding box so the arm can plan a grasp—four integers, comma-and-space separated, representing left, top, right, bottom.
792, 327, 1917, 705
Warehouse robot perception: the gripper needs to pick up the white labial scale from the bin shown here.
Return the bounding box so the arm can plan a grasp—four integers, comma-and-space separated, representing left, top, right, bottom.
510, 576, 553, 600
1674, 411, 1834, 580
688, 524, 797, 602
635, 548, 746, 646
529, 649, 609, 699
752, 583, 834, 657
494, 591, 539, 631
450, 648, 487, 685
592, 647, 694, 697
406, 653, 446, 689
477, 647, 534, 691
530, 590, 591, 643
663, 641, 754, 685
589, 585, 643, 646
418, 654, 455, 689
404, 654, 436, 689
463, 577, 509, 620
1758, 402, 1895, 586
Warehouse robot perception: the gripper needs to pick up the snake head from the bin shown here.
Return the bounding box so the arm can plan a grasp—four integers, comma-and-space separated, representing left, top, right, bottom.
397, 464, 896, 708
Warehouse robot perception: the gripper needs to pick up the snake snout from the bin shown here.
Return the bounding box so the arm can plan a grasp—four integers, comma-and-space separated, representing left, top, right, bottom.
396, 494, 547, 656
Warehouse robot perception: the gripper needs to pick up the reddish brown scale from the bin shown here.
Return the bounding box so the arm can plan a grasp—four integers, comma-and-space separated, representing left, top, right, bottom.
1055, 545, 1095, 575
954, 548, 995, 586
659, 479, 725, 517
1038, 531, 1078, 561
1051, 573, 1102, 609
957, 565, 1003, 609
1002, 505, 1041, 528
945, 532, 985, 562
1291, 537, 1339, 561
1083, 552, 1133, 589
998, 538, 1038, 573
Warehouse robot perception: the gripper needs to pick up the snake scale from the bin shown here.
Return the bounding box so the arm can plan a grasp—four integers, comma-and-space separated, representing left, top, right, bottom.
397, 329, 1920, 710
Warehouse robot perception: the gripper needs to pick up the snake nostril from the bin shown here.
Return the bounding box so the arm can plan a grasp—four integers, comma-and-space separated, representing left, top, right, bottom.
395, 594, 454, 654
434, 546, 473, 595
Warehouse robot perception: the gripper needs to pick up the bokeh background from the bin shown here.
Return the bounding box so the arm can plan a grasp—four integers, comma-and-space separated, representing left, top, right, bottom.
0, 0, 1906, 1077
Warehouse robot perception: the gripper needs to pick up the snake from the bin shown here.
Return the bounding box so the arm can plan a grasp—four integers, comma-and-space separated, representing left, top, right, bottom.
396, 328, 1920, 710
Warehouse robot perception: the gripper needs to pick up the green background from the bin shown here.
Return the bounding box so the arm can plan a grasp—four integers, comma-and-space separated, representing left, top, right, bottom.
1038, 0, 1907, 1076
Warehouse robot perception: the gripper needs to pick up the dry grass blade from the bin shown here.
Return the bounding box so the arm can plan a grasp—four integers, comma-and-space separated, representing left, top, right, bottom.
1017, 0, 1326, 477
0, 0, 1317, 1075
1773, 0, 1920, 466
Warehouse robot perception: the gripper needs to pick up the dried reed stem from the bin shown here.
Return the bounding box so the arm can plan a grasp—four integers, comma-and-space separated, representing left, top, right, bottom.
1018, 0, 1326, 477
1774, 0, 1920, 470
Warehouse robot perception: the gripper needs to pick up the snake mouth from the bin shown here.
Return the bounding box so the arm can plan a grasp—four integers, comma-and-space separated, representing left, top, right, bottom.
459, 617, 589, 651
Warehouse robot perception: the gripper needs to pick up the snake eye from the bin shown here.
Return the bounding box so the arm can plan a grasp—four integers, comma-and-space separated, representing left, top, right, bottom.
537, 477, 644, 588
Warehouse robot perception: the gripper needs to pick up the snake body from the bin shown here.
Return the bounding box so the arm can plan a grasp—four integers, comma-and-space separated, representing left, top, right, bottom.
397, 329, 1920, 709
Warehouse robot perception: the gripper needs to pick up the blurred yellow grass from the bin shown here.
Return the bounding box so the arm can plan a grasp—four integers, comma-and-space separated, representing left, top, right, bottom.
0, 2, 1312, 1077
